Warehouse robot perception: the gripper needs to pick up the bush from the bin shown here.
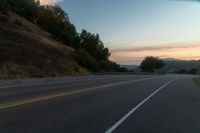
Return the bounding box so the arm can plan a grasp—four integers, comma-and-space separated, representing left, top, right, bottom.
0, 0, 9, 13
8, 0, 38, 21
0, 0, 122, 74
35, 5, 77, 47
14, 19, 22, 26
140, 56, 165, 72
0, 13, 7, 21
74, 49, 99, 72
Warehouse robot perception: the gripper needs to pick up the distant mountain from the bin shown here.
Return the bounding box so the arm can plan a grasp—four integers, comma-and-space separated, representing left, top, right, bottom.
121, 59, 200, 74
121, 65, 140, 72
160, 59, 200, 74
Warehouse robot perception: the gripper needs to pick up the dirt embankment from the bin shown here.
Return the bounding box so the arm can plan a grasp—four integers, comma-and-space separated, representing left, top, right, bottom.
0, 12, 88, 79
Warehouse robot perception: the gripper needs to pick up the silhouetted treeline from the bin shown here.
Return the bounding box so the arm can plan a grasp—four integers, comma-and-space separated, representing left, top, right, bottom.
0, 0, 124, 72
140, 56, 165, 72
173, 68, 197, 75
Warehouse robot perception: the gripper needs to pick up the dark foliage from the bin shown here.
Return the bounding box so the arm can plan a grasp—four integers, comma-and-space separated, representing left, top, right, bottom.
140, 56, 165, 72
174, 68, 197, 75
74, 49, 99, 72
76, 30, 110, 60
73, 29, 124, 72
0, 0, 122, 72
35, 5, 77, 47
0, 0, 9, 13
8, 0, 39, 21
74, 49, 123, 72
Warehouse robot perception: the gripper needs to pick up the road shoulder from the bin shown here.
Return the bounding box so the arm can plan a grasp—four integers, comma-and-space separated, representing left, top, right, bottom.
193, 76, 200, 87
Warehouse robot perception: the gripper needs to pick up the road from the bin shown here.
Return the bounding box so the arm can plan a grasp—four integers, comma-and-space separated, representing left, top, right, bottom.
0, 74, 200, 133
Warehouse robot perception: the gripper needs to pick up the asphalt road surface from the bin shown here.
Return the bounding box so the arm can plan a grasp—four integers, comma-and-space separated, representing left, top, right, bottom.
0, 74, 200, 133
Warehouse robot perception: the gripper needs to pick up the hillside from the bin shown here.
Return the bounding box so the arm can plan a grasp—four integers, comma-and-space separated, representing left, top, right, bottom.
121, 59, 200, 74
0, 12, 88, 79
160, 59, 200, 74
0, 0, 124, 79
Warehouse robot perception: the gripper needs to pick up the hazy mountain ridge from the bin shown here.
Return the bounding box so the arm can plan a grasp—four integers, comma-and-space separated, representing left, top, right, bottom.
160, 59, 200, 74
121, 65, 139, 71
122, 59, 200, 74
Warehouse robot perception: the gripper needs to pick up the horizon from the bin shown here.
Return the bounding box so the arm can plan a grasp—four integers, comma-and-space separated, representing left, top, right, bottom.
122, 58, 200, 66
41, 0, 200, 65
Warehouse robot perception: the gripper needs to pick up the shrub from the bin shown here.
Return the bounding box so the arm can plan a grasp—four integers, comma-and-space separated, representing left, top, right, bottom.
74, 49, 99, 72
140, 56, 165, 72
14, 19, 22, 26
0, 0, 9, 13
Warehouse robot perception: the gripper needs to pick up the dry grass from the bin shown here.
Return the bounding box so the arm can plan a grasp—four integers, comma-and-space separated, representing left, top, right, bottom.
0, 12, 88, 80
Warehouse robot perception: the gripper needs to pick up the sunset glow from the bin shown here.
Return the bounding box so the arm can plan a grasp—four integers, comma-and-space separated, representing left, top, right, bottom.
110, 43, 200, 64
59, 0, 200, 64
40, 0, 62, 5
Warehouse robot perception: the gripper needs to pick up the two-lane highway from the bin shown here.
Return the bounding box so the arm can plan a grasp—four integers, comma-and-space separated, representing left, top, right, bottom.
0, 74, 199, 133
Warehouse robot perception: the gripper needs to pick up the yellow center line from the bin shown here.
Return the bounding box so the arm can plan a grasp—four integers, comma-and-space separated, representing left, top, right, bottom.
0, 77, 161, 110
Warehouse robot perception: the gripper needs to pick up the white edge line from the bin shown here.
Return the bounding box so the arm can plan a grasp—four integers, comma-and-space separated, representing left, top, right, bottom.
105, 79, 177, 133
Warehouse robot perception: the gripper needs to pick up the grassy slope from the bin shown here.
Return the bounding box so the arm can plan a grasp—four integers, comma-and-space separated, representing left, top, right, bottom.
0, 12, 88, 79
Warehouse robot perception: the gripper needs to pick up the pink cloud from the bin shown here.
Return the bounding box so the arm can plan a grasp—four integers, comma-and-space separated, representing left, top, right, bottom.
40, 0, 63, 5
110, 43, 200, 64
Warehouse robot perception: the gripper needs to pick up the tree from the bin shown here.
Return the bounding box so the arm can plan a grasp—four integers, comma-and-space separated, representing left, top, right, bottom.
35, 5, 77, 47
0, 0, 9, 13
8, 0, 39, 21
73, 29, 116, 72
0, 1, 121, 73
74, 49, 99, 72
140, 56, 165, 72
77, 29, 110, 60
187, 68, 197, 75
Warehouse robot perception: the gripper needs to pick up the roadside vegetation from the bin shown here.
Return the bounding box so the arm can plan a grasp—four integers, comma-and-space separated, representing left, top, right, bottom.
173, 68, 197, 75
193, 76, 200, 86
140, 56, 165, 72
0, 0, 126, 79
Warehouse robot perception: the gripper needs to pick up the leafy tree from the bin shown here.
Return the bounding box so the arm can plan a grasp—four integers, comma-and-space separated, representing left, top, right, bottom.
178, 69, 186, 74
35, 5, 77, 47
175, 68, 197, 74
77, 29, 110, 60
140, 56, 165, 72
0, 1, 122, 73
74, 49, 99, 72
0, 0, 9, 13
8, 0, 39, 21
188, 68, 197, 74
73, 29, 116, 72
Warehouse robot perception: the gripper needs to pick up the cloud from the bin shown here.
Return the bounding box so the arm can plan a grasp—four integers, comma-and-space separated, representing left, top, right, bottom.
40, 0, 63, 5
111, 43, 200, 53
109, 43, 200, 64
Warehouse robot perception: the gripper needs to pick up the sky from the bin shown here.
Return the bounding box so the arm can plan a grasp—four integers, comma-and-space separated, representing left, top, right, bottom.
41, 0, 200, 65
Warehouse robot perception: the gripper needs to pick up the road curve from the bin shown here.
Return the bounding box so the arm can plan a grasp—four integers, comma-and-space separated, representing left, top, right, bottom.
0, 74, 199, 133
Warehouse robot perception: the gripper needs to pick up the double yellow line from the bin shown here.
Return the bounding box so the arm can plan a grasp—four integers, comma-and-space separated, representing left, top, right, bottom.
0, 77, 160, 110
